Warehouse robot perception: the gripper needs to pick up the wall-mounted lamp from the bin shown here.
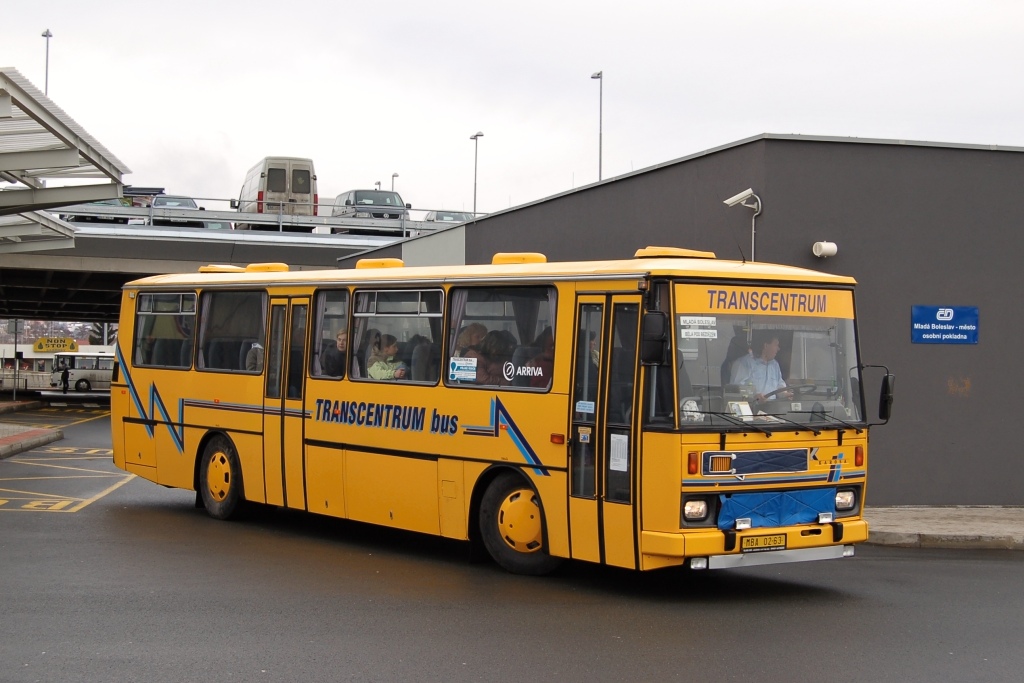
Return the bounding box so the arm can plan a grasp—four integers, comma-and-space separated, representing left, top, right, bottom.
812, 241, 838, 258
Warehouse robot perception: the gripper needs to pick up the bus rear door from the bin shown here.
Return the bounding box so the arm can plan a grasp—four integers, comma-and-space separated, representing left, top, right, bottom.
264, 298, 309, 509
569, 294, 642, 569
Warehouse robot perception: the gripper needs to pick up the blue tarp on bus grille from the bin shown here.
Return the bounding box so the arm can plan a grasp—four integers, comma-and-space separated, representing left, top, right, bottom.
717, 488, 836, 530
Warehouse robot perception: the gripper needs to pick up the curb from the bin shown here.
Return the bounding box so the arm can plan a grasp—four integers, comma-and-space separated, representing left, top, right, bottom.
0, 400, 44, 414
867, 530, 1024, 551
0, 428, 64, 459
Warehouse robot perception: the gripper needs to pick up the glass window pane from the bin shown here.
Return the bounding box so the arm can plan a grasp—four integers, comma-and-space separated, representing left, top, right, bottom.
446, 286, 556, 390
266, 168, 286, 193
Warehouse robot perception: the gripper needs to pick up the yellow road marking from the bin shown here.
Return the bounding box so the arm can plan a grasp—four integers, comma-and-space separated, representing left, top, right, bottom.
0, 475, 124, 482
67, 474, 135, 512
3, 460, 116, 475
65, 412, 111, 427
0, 486, 79, 499
0, 474, 134, 512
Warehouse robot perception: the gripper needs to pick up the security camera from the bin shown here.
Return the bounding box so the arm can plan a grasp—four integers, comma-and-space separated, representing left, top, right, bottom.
723, 188, 755, 207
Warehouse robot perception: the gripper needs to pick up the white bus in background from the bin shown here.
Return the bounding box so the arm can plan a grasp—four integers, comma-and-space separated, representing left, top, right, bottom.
232, 157, 318, 232
50, 351, 115, 392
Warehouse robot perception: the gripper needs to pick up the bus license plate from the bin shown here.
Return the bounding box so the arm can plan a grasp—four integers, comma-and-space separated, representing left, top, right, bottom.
741, 534, 787, 553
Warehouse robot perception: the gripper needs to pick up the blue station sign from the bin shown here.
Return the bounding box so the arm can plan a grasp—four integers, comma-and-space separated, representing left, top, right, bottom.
911, 306, 979, 344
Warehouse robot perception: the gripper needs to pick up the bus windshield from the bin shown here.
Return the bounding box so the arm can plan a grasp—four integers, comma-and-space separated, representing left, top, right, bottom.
674, 286, 862, 429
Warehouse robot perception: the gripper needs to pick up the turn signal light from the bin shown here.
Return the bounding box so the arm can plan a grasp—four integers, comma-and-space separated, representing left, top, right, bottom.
687, 451, 699, 475
550, 434, 565, 445
855, 445, 864, 467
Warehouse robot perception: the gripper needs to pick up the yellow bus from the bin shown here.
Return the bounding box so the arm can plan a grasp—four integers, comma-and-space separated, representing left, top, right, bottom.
111, 247, 893, 574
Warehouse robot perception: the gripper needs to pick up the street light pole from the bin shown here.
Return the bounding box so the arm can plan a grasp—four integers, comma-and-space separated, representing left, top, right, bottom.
470, 132, 484, 216
391, 173, 398, 191
591, 71, 603, 181
374, 181, 381, 190
41, 29, 53, 96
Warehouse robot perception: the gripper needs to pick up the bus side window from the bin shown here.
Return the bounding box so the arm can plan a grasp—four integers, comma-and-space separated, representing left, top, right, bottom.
196, 290, 267, 374
352, 289, 442, 384
445, 286, 556, 390
310, 289, 349, 379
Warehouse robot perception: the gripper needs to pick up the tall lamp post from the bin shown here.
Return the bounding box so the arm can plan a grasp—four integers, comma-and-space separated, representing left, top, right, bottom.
391, 173, 398, 191
591, 71, 603, 181
41, 29, 53, 96
374, 181, 381, 190
470, 131, 484, 216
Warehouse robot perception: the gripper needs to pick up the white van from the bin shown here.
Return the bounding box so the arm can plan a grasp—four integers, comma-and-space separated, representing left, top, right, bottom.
232, 157, 318, 231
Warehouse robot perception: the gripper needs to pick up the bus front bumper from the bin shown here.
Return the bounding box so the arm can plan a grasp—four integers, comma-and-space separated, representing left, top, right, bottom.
640, 519, 868, 570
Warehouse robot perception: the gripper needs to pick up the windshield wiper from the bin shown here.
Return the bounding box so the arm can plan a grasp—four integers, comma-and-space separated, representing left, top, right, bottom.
704, 411, 772, 436
753, 411, 822, 436
791, 411, 864, 433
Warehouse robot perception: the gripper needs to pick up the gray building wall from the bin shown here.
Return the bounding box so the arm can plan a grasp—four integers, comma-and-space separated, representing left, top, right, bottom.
351, 135, 1023, 505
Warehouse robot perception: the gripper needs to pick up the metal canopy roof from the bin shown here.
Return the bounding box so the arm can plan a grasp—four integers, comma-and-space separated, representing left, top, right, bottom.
0, 66, 130, 253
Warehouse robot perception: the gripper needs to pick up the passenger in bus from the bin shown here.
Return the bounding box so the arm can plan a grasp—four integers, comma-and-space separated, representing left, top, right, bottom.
245, 341, 264, 372
367, 334, 408, 380
466, 330, 516, 385
526, 327, 554, 388
731, 333, 792, 402
355, 328, 381, 377
321, 329, 347, 377
454, 323, 487, 356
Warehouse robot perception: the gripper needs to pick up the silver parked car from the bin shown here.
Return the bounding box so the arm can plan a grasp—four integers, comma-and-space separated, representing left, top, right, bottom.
151, 195, 204, 228
424, 210, 473, 223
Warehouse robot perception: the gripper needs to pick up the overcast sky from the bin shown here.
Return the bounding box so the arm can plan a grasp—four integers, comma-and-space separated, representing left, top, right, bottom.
5, 1, 1023, 215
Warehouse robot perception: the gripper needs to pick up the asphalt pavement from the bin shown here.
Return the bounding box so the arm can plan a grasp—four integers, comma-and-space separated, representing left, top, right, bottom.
1, 397, 1021, 551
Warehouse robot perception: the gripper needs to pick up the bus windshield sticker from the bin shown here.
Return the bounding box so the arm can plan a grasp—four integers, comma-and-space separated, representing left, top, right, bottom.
576, 400, 595, 414
680, 329, 718, 339
678, 316, 716, 327
448, 356, 477, 382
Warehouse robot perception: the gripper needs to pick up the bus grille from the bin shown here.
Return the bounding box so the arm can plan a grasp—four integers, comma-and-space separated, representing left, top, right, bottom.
703, 449, 809, 476
709, 455, 734, 473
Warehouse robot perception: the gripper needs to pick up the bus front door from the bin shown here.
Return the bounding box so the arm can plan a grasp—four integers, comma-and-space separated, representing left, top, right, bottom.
569, 295, 641, 569
264, 298, 309, 509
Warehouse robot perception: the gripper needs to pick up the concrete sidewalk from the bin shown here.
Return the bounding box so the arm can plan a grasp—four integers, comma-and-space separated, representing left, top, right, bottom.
0, 398, 1021, 550
863, 506, 1024, 550
0, 398, 64, 458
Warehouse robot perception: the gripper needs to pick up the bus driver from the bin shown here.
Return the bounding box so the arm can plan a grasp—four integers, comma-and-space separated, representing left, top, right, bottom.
730, 333, 793, 402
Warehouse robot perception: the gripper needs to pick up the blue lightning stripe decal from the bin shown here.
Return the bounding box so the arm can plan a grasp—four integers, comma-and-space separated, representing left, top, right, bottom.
116, 343, 184, 453
463, 397, 547, 476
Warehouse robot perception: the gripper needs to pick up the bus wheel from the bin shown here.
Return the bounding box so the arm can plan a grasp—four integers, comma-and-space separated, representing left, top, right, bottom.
199, 436, 243, 520
75, 379, 90, 392
479, 472, 562, 575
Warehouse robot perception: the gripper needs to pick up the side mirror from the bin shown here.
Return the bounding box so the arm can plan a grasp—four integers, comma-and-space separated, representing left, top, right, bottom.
406, 203, 412, 209
345, 199, 353, 206
199, 206, 206, 211
878, 373, 895, 421
640, 311, 669, 365
230, 199, 239, 209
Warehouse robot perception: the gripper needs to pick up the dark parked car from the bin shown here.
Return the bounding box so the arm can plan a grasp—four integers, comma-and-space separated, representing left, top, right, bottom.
329, 189, 412, 234
61, 198, 131, 224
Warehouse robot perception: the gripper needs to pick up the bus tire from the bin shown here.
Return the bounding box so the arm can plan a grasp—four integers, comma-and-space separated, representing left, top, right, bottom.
479, 472, 562, 575
199, 435, 243, 520
75, 379, 90, 392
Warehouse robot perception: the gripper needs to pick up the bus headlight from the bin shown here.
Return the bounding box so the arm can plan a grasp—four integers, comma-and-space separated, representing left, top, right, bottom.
835, 490, 856, 511
683, 499, 709, 521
